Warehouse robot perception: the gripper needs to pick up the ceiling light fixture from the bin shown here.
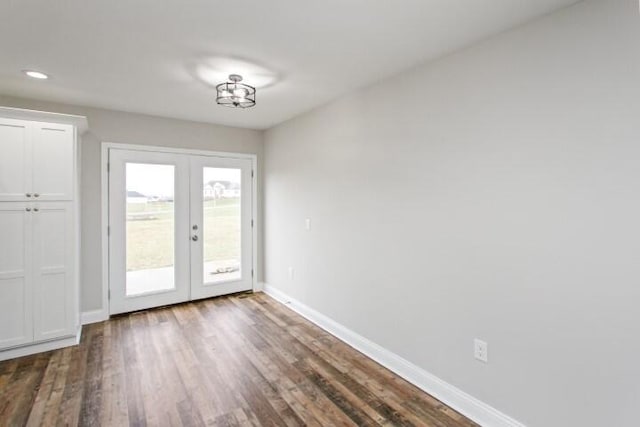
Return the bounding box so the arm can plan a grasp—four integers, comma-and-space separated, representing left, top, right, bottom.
216, 74, 256, 108
23, 70, 49, 80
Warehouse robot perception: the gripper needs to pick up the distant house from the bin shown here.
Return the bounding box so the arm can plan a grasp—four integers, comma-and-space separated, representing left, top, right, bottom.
203, 181, 240, 199
224, 182, 241, 198
204, 182, 224, 199
127, 190, 147, 204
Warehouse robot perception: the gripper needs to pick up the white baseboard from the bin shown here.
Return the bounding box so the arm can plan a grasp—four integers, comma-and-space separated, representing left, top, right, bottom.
0, 326, 82, 362
263, 283, 526, 427
81, 308, 109, 325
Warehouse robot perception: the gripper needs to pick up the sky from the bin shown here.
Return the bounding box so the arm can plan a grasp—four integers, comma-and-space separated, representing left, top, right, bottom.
126, 163, 241, 197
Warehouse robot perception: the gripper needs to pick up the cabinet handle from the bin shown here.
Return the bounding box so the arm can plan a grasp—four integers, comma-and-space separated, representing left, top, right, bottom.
26, 207, 31, 212
191, 235, 198, 241
26, 193, 32, 198
34, 193, 40, 198
33, 208, 39, 212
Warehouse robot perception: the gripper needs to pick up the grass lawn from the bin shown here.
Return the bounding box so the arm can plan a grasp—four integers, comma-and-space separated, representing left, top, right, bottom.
126, 198, 240, 271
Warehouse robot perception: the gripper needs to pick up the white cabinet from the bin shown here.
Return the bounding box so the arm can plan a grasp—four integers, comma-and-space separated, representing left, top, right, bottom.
0, 203, 75, 347
0, 119, 30, 201
0, 108, 85, 360
0, 204, 33, 348
32, 203, 75, 341
0, 118, 75, 202
32, 123, 75, 201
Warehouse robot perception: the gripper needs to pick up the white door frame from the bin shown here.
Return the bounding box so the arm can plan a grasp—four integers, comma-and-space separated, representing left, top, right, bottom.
108, 149, 191, 315
100, 142, 258, 317
189, 155, 253, 300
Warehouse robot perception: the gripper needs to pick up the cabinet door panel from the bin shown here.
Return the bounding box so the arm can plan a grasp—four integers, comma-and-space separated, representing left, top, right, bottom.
0, 119, 31, 201
32, 123, 74, 201
32, 203, 75, 341
0, 204, 32, 348
39, 272, 68, 334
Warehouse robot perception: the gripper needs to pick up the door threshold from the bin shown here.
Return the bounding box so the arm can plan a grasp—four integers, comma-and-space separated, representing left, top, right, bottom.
111, 290, 256, 317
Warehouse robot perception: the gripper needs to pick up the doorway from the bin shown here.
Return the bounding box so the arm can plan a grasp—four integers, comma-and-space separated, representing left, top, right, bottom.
107, 147, 254, 315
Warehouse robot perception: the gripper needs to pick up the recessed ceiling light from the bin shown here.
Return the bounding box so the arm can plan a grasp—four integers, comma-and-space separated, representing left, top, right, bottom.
23, 70, 49, 80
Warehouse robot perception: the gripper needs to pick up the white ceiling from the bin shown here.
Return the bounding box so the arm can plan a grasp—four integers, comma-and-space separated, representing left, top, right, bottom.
0, 0, 580, 130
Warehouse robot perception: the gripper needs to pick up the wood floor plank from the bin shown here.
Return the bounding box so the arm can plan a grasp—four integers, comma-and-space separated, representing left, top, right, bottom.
0, 293, 479, 427
2, 354, 48, 426
25, 351, 62, 427
98, 320, 131, 426
212, 300, 346, 426
235, 298, 421, 426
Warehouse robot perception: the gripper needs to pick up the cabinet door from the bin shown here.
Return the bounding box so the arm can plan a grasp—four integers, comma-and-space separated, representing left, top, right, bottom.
0, 118, 31, 201
32, 202, 76, 341
0, 204, 33, 349
32, 123, 75, 201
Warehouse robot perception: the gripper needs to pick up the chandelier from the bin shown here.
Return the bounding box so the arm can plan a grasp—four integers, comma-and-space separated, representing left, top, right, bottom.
216, 74, 256, 108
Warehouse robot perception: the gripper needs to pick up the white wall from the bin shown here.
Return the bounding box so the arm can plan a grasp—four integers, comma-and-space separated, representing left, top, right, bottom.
264, 0, 640, 426
0, 95, 263, 313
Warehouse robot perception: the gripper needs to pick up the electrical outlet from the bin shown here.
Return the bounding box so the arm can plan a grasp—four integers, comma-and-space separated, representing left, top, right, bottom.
288, 267, 294, 280
305, 218, 311, 231
474, 339, 488, 363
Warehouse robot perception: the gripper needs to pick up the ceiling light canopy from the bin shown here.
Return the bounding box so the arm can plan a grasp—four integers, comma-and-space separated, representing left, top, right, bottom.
23, 70, 49, 80
216, 74, 256, 108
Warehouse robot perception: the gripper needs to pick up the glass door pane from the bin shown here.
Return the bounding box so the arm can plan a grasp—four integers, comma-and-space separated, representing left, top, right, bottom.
110, 149, 190, 315
189, 155, 252, 300
202, 167, 242, 284
125, 163, 176, 296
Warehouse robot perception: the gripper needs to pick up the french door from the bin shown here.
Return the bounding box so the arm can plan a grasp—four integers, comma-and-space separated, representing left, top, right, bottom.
108, 148, 253, 315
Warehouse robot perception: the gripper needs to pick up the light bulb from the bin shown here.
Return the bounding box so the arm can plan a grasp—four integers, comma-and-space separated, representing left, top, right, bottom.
233, 88, 248, 98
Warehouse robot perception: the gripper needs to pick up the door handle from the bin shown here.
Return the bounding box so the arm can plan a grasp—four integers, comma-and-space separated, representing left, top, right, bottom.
191, 235, 198, 241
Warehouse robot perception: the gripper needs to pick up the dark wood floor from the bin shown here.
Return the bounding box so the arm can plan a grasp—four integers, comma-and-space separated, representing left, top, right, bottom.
0, 293, 477, 427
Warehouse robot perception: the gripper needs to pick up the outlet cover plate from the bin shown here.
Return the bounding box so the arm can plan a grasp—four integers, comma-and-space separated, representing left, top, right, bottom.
474, 339, 488, 363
